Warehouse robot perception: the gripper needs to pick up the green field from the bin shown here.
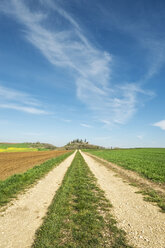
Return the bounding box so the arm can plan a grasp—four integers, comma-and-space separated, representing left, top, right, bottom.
87, 148, 165, 183
0, 143, 37, 152
0, 143, 30, 148
0, 142, 55, 152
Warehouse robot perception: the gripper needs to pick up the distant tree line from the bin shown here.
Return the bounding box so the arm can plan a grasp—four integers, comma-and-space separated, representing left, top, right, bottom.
25, 142, 56, 150
66, 139, 88, 145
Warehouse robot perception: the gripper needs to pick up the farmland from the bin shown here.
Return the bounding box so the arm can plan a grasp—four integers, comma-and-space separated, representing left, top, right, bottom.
0, 151, 72, 207
0, 150, 70, 180
33, 151, 131, 248
0, 142, 56, 152
0, 143, 32, 149
0, 147, 38, 152
87, 148, 165, 183
0, 143, 37, 152
0, 149, 165, 248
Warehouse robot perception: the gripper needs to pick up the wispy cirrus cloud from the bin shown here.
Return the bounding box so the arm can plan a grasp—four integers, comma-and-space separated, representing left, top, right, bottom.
0, 85, 49, 114
1, 0, 153, 124
0, 85, 39, 106
153, 120, 165, 130
100, 4, 165, 82
80, 123, 92, 128
0, 104, 47, 114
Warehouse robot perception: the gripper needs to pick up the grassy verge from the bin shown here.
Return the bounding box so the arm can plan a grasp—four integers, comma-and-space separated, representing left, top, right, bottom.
136, 188, 165, 212
0, 152, 72, 208
86, 151, 165, 212
88, 148, 165, 183
86, 148, 165, 182
32, 152, 132, 248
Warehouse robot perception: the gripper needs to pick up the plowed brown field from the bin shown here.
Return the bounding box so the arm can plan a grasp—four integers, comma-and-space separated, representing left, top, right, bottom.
0, 150, 70, 180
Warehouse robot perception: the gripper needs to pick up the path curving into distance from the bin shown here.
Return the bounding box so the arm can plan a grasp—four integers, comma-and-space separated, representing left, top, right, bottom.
81, 151, 165, 248
0, 151, 76, 248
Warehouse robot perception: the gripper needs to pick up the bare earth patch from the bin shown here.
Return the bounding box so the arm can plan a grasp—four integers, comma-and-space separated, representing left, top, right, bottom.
81, 151, 165, 248
0, 150, 70, 180
0, 152, 76, 248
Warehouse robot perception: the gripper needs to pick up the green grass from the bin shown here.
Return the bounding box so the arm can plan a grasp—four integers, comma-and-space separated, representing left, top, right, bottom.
86, 148, 165, 212
0, 143, 30, 149
32, 152, 132, 248
0, 147, 38, 152
0, 143, 55, 151
86, 148, 165, 183
135, 188, 165, 212
0, 152, 72, 208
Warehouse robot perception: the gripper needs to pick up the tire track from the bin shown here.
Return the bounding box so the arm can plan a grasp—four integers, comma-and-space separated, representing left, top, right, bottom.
81, 151, 165, 248
0, 151, 76, 248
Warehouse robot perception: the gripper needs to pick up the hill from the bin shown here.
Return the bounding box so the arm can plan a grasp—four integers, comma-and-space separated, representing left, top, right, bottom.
64, 139, 104, 150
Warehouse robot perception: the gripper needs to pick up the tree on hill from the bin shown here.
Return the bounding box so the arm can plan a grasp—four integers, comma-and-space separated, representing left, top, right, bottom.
68, 139, 89, 144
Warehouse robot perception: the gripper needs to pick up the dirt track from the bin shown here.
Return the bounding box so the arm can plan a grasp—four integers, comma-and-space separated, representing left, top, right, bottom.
0, 150, 69, 180
0, 151, 76, 248
81, 151, 165, 248
87, 152, 165, 194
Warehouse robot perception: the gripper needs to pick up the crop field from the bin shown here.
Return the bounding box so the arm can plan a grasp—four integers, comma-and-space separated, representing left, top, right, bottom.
0, 143, 37, 152
0, 143, 30, 149
0, 151, 72, 207
0, 147, 38, 152
0, 150, 70, 180
0, 142, 56, 152
87, 148, 165, 183
0, 150, 165, 247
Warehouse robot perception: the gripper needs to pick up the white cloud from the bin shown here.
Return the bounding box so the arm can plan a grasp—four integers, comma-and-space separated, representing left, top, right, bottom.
0, 85, 49, 114
101, 120, 112, 125
62, 119, 72, 123
81, 123, 92, 128
0, 85, 39, 106
153, 120, 165, 130
0, 104, 48, 114
1, 0, 153, 124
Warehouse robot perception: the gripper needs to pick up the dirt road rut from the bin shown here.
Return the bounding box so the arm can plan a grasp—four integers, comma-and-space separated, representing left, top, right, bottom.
0, 152, 76, 248
81, 151, 165, 248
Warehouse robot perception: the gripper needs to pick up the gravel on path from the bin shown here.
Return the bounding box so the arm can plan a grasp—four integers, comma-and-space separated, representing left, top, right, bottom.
81, 151, 165, 248
0, 151, 76, 248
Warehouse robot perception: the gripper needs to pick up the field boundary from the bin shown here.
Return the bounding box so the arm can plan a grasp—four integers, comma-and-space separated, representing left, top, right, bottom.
85, 152, 165, 212
0, 151, 73, 208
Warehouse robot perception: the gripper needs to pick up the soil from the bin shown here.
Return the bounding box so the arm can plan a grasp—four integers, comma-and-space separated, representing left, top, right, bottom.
0, 151, 76, 248
81, 151, 165, 248
0, 150, 70, 180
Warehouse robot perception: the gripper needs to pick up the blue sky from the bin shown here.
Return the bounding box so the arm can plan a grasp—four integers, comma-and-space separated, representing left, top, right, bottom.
0, 0, 165, 147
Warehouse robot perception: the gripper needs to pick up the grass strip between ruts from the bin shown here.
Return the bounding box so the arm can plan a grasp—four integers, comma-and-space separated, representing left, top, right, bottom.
0, 151, 73, 207
32, 151, 132, 248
